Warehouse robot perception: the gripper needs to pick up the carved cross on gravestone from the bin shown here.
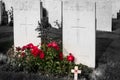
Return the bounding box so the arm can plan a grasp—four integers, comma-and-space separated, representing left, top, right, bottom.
71, 66, 81, 80
72, 25, 85, 42
21, 16, 33, 26
20, 16, 33, 38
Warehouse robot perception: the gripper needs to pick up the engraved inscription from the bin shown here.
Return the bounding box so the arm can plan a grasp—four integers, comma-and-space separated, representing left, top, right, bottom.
14, 0, 38, 11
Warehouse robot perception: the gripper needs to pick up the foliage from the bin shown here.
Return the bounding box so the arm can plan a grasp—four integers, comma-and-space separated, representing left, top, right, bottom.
7, 41, 92, 78
8, 7, 14, 26
35, 18, 62, 44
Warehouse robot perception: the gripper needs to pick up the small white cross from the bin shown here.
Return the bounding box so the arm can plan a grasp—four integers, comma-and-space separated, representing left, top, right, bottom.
71, 66, 81, 80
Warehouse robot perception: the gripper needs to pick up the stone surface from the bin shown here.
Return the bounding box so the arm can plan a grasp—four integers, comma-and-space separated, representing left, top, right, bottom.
96, 1, 112, 31
0, 1, 2, 25
112, 0, 120, 18
63, 0, 95, 67
13, 0, 41, 47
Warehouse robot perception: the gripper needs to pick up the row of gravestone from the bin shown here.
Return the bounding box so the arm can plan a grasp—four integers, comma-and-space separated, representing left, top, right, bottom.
0, 1, 13, 26
0, 1, 8, 25
8, 0, 112, 68
112, 11, 120, 31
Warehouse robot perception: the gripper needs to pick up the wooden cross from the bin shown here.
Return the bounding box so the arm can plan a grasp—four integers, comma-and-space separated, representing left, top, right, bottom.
71, 66, 81, 80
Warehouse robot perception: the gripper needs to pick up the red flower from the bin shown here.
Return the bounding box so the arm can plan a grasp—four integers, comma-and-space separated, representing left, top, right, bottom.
21, 52, 26, 58
22, 43, 34, 51
27, 43, 34, 49
16, 47, 21, 51
47, 41, 59, 50
31, 46, 39, 57
22, 46, 28, 51
59, 52, 63, 60
39, 51, 45, 59
67, 53, 74, 62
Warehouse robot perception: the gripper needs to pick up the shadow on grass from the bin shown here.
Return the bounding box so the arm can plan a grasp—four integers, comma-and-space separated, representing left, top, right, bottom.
0, 41, 13, 54
96, 38, 113, 66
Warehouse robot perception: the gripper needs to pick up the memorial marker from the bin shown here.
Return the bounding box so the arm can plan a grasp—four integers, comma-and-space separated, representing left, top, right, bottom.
63, 0, 95, 67
13, 0, 41, 47
71, 66, 81, 80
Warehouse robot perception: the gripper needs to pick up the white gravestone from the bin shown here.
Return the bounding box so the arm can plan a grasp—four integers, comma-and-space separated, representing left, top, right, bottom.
112, 0, 120, 18
13, 0, 41, 47
96, 1, 112, 31
0, 1, 2, 25
71, 66, 81, 80
42, 0, 62, 28
63, 0, 95, 68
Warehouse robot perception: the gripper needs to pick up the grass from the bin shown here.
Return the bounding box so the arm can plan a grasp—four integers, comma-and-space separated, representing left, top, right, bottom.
0, 41, 13, 53
96, 38, 113, 65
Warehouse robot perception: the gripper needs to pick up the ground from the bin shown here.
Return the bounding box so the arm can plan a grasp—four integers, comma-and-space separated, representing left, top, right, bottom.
0, 26, 13, 53
92, 29, 120, 80
1, 25, 120, 80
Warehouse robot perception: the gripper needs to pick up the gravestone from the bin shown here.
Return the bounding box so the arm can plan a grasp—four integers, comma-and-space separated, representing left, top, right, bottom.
42, 0, 62, 28
0, 1, 2, 25
112, 0, 120, 18
96, 1, 112, 31
63, 0, 95, 67
13, 0, 41, 47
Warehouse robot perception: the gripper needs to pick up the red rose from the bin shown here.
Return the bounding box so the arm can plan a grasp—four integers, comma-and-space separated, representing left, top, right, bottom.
54, 46, 59, 51
21, 43, 34, 51
21, 52, 26, 58
16, 47, 21, 51
47, 41, 59, 50
31, 46, 39, 57
39, 51, 45, 59
22, 46, 28, 51
27, 43, 34, 49
67, 53, 74, 62
47, 42, 52, 47
59, 52, 63, 60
